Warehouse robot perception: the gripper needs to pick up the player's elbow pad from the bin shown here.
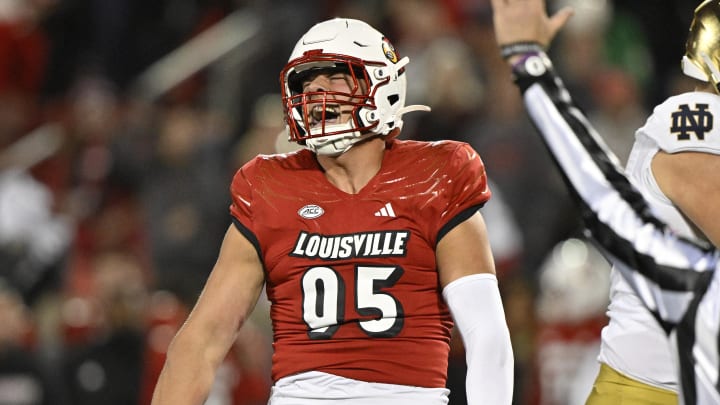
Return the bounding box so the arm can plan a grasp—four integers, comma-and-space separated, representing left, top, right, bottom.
443, 273, 514, 405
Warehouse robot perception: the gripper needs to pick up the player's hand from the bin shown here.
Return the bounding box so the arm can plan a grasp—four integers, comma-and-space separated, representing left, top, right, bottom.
490, 0, 574, 48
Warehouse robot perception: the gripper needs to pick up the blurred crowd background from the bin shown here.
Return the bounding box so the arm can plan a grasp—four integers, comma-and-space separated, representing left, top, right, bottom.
0, 0, 702, 404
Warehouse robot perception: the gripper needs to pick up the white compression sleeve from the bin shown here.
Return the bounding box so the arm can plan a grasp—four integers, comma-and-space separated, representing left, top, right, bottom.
442, 273, 514, 405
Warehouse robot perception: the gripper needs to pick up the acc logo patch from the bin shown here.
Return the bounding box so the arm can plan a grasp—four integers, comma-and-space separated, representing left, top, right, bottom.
381, 38, 399, 64
298, 204, 324, 219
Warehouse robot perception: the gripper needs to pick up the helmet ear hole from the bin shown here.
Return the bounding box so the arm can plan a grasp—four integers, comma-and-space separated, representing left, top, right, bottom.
388, 94, 400, 106
361, 110, 378, 126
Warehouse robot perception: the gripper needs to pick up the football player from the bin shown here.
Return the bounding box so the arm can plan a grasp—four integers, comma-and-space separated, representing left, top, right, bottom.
585, 2, 720, 403
151, 17, 514, 405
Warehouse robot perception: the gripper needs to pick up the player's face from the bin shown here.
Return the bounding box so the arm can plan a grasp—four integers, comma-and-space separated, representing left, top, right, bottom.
300, 69, 367, 130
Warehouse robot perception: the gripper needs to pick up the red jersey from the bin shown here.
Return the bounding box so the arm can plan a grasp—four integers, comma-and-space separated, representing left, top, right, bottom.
229, 139, 491, 388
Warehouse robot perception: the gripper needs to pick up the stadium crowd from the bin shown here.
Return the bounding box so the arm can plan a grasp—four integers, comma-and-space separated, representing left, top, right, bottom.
0, 0, 699, 404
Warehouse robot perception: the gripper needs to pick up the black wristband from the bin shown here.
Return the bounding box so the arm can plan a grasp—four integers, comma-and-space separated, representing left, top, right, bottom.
510, 50, 555, 92
500, 42, 545, 60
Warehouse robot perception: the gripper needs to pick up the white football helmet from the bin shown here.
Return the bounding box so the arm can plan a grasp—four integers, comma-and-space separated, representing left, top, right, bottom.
681, 0, 720, 93
280, 18, 429, 156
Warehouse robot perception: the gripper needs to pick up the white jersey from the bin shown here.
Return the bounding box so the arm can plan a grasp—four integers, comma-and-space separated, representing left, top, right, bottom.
598, 91, 720, 390
514, 54, 720, 404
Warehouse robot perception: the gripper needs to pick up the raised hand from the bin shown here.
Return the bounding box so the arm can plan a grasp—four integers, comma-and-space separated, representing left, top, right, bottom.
490, 0, 574, 48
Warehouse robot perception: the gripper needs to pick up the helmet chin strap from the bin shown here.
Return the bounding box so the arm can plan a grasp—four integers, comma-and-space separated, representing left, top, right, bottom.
683, 53, 720, 94
398, 105, 431, 115
701, 52, 720, 94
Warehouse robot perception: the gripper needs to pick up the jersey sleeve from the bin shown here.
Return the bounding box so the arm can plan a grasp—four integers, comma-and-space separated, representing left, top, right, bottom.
229, 158, 262, 257
512, 51, 718, 327
641, 92, 720, 155
436, 143, 492, 243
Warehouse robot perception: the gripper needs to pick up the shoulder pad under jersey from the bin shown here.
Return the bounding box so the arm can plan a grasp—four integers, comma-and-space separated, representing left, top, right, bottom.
638, 91, 720, 154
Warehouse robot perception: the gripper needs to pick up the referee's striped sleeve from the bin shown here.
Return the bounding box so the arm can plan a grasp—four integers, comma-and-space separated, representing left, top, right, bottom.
514, 52, 718, 324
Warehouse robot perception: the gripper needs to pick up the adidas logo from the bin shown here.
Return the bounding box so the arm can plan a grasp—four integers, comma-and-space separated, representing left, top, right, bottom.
374, 202, 396, 218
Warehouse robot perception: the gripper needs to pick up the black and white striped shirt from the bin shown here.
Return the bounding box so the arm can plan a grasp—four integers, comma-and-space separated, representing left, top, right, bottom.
512, 51, 720, 405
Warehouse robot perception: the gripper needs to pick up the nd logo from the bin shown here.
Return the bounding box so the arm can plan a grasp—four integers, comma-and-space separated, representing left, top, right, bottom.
671, 103, 713, 141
